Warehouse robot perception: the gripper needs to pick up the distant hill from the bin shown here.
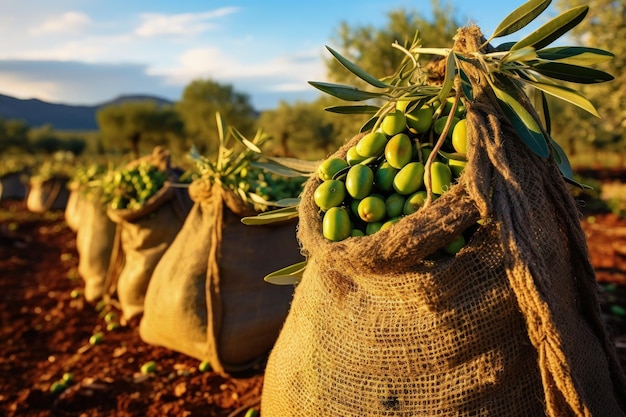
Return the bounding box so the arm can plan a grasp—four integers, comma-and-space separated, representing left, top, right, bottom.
0, 94, 174, 131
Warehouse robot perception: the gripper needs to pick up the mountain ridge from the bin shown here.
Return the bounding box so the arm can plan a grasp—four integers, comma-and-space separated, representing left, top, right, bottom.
0, 93, 174, 131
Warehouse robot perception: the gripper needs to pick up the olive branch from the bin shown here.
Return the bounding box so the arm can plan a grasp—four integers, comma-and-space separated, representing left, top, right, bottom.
242, 0, 615, 285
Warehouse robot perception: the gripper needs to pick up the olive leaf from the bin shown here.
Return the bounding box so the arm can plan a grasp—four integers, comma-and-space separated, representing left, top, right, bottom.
263, 260, 308, 285
250, 161, 312, 178
511, 5, 589, 51
325, 46, 391, 89
549, 138, 591, 189
437, 52, 456, 103
240, 205, 300, 225
501, 46, 538, 63
488, 0, 552, 40
530, 62, 614, 84
324, 105, 381, 115
360, 115, 379, 133
491, 83, 549, 158
536, 46, 614, 66
520, 77, 600, 117
458, 69, 474, 101
495, 41, 517, 52
260, 156, 319, 175
549, 138, 573, 179
308, 81, 384, 101
230, 126, 263, 153
532, 89, 552, 136
438, 150, 467, 162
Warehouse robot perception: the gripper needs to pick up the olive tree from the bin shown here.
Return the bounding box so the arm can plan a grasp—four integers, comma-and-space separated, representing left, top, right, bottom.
552, 0, 626, 160
176, 79, 258, 155
96, 100, 183, 157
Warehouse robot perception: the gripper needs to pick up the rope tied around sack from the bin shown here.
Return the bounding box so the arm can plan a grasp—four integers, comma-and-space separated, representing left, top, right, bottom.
454, 25, 626, 416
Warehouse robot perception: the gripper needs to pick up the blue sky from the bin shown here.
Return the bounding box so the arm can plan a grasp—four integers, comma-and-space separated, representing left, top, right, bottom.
0, 0, 559, 110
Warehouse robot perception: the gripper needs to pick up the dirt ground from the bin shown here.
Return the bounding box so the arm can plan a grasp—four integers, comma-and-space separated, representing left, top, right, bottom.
1, 192, 626, 417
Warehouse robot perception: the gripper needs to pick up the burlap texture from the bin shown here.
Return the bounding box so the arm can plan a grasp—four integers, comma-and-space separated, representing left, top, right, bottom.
105, 182, 192, 319
26, 176, 70, 213
139, 178, 303, 375
0, 172, 28, 201
76, 194, 116, 302
65, 186, 84, 232
261, 26, 626, 417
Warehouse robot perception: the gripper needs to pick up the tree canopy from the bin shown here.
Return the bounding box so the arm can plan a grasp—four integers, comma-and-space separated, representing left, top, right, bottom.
96, 100, 183, 158
176, 79, 258, 155
552, 0, 625, 154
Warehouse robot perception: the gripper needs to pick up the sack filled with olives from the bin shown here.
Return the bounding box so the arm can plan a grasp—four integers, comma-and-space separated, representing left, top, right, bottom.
139, 114, 307, 375
103, 146, 194, 319
262, 18, 626, 417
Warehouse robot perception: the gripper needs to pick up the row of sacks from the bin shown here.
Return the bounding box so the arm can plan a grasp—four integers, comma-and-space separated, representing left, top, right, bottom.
64, 148, 304, 376
0, 169, 71, 212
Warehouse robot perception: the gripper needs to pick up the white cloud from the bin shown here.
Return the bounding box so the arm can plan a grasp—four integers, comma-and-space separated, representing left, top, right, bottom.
135, 7, 240, 37
148, 45, 326, 93
0, 74, 62, 102
30, 11, 92, 35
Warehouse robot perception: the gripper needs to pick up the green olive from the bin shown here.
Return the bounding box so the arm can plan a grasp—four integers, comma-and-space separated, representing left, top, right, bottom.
345, 165, 374, 199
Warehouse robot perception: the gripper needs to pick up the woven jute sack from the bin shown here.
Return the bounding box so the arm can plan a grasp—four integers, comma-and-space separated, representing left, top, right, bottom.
0, 172, 28, 201
261, 26, 626, 417
139, 179, 303, 375
65, 185, 84, 233
26, 175, 70, 213
105, 182, 192, 320
76, 192, 116, 302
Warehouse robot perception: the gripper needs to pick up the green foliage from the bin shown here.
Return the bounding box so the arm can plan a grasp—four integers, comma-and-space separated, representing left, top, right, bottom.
96, 100, 183, 157
100, 160, 170, 210
308, 0, 614, 186
188, 112, 307, 212
257, 100, 348, 160
176, 79, 257, 156
550, 0, 626, 158
0, 117, 29, 153
325, 1, 461, 87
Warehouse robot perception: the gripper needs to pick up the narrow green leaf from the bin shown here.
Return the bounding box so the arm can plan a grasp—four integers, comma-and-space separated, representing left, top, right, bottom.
326, 46, 390, 89
521, 77, 600, 117
459, 69, 474, 102
491, 84, 549, 158
230, 127, 262, 153
308, 81, 384, 101
261, 156, 320, 174
324, 105, 381, 115
264, 260, 308, 286
258, 204, 300, 216
531, 62, 614, 84
438, 52, 456, 102
215, 112, 226, 145
532, 89, 552, 136
501, 46, 538, 63
495, 41, 517, 52
360, 115, 379, 133
536, 46, 614, 65
511, 5, 589, 51
564, 176, 593, 189
549, 138, 573, 179
241, 207, 300, 225
438, 150, 467, 162
490, 0, 552, 39
271, 198, 301, 208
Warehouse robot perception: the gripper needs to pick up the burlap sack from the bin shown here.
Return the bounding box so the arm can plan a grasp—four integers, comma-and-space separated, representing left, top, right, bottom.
139, 178, 303, 375
261, 26, 626, 417
76, 192, 116, 302
106, 182, 192, 319
65, 185, 84, 232
26, 176, 70, 213
0, 172, 28, 201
